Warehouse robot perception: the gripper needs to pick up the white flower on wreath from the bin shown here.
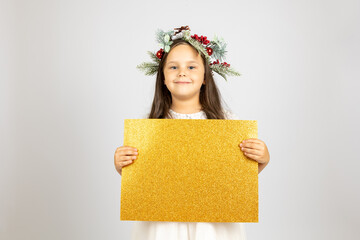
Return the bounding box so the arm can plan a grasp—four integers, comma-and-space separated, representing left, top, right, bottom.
171, 32, 184, 40
159, 34, 173, 52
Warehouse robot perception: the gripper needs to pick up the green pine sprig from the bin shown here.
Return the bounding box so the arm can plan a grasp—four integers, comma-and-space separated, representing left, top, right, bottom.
210, 64, 241, 81
136, 62, 159, 76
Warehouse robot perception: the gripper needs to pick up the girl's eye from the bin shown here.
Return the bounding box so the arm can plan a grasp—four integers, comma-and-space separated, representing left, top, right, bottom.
169, 66, 196, 70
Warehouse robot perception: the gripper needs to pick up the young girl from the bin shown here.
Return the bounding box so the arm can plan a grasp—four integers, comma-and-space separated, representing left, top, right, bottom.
114, 26, 270, 240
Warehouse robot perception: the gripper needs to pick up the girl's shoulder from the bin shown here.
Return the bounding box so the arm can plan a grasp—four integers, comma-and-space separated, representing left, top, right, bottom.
222, 109, 240, 120
140, 110, 238, 120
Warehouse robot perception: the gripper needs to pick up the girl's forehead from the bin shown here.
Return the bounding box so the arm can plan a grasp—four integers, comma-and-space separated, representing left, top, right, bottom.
170, 45, 198, 55
167, 45, 201, 61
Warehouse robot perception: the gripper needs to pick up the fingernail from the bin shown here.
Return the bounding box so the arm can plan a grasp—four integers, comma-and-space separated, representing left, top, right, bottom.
240, 143, 243, 147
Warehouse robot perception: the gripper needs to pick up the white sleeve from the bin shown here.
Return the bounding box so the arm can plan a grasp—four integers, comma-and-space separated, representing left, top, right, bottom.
223, 109, 239, 120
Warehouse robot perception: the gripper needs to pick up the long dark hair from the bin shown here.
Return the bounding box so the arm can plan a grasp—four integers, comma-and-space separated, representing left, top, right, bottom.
147, 39, 229, 119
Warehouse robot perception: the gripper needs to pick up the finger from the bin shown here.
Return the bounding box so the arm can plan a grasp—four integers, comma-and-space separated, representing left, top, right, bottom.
115, 152, 137, 164
115, 156, 135, 166
115, 159, 133, 168
124, 150, 139, 156
116, 146, 138, 152
119, 146, 138, 152
241, 147, 262, 156
119, 149, 139, 156
116, 146, 130, 152
124, 145, 138, 150
118, 155, 137, 162
243, 152, 261, 161
240, 142, 261, 150
121, 160, 134, 167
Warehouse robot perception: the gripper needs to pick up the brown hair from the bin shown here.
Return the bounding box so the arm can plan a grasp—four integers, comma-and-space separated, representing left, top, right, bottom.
147, 39, 229, 119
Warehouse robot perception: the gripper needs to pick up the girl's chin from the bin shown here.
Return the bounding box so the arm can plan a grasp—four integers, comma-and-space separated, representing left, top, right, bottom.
169, 91, 201, 98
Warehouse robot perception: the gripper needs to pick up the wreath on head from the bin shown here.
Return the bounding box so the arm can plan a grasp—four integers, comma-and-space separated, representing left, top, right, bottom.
136, 25, 241, 81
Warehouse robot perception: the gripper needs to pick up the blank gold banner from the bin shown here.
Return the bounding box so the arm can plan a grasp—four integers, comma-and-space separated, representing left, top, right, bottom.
121, 119, 258, 222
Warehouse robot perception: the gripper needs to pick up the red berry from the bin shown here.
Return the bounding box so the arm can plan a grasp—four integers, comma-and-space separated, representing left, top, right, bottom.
156, 48, 164, 59
206, 47, 213, 56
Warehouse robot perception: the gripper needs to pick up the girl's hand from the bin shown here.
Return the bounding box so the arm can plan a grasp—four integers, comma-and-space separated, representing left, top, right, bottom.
239, 138, 270, 165
114, 146, 138, 176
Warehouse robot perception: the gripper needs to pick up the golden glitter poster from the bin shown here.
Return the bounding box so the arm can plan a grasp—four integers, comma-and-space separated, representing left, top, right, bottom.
120, 119, 258, 222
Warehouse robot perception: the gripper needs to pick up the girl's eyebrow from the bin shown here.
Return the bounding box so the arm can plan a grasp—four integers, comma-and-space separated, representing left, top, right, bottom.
166, 60, 199, 64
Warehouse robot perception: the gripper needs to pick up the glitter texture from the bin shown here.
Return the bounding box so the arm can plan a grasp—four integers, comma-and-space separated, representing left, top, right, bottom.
121, 119, 258, 222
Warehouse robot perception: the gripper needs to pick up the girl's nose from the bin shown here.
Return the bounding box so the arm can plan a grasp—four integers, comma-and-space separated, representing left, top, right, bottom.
178, 69, 187, 77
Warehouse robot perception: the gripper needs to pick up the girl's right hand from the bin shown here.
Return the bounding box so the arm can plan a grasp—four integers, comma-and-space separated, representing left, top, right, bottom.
114, 146, 138, 176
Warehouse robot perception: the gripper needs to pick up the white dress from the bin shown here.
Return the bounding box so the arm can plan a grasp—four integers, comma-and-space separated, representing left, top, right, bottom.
131, 108, 247, 240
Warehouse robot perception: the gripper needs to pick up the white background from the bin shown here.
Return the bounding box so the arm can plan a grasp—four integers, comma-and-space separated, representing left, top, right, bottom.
1, 0, 359, 239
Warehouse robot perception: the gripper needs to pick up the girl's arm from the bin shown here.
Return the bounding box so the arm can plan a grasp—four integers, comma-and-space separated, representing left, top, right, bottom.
258, 161, 269, 174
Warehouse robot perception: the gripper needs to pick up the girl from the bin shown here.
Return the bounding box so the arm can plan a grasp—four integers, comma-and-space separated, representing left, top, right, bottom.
114, 26, 270, 240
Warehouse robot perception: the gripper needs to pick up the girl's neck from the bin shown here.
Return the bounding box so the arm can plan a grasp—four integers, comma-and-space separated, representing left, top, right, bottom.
170, 101, 203, 114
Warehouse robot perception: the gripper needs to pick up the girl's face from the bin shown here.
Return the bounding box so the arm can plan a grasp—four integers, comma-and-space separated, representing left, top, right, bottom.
163, 44, 205, 101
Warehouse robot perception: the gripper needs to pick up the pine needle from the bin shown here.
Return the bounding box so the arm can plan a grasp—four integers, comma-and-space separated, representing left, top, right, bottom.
211, 64, 241, 81
147, 51, 161, 64
136, 62, 159, 76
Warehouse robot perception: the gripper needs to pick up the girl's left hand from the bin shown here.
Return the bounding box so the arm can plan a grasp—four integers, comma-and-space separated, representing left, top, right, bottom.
239, 138, 270, 164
